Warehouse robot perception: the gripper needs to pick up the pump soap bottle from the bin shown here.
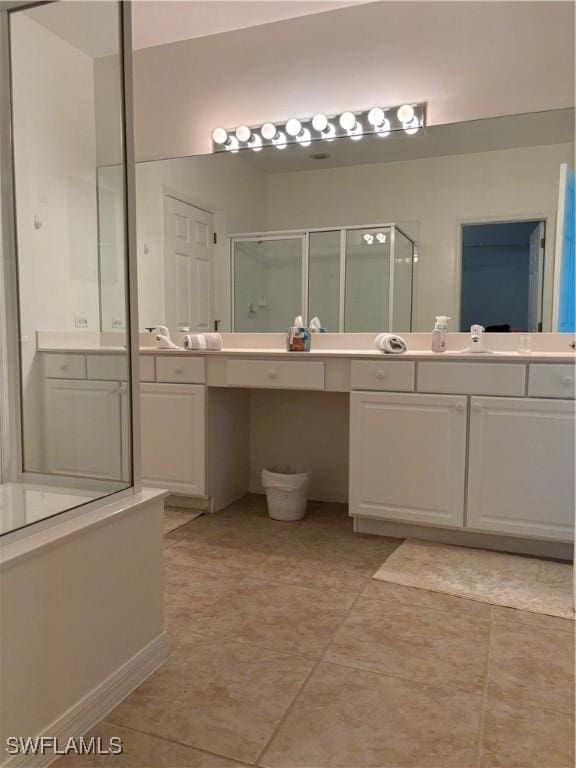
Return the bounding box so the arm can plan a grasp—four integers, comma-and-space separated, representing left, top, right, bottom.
431, 316, 450, 353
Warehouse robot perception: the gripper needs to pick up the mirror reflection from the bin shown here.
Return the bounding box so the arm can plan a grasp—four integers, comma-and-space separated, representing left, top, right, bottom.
98, 107, 574, 333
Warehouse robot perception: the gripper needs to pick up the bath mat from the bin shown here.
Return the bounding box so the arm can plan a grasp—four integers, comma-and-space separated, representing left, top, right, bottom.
163, 506, 203, 535
372, 539, 574, 619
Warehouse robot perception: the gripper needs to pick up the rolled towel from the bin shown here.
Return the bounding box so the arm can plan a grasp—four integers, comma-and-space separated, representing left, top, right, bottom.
183, 333, 206, 350
203, 332, 223, 351
375, 333, 408, 354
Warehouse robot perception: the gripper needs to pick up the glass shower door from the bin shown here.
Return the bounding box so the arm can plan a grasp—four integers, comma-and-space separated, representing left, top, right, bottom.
233, 237, 305, 331
344, 228, 392, 331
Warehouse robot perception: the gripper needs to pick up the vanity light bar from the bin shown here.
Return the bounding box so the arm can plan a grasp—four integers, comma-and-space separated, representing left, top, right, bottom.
211, 102, 426, 152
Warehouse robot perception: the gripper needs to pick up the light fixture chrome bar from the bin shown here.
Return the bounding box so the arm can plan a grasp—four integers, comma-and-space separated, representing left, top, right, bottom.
212, 102, 426, 153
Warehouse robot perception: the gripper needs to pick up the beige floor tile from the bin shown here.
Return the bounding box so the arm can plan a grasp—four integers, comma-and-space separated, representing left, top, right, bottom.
261, 661, 482, 768
53, 723, 246, 767
363, 579, 493, 619
488, 619, 575, 713
163, 507, 204, 536
481, 695, 575, 768
325, 596, 490, 693
252, 526, 401, 595
206, 578, 356, 658
166, 534, 271, 576
492, 604, 575, 633
107, 638, 312, 764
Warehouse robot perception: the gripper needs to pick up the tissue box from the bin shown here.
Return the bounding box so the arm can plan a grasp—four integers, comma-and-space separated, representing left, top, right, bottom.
287, 327, 311, 352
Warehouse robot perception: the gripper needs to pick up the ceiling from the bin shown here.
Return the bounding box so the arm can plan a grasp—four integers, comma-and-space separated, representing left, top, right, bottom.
131, 1, 369, 50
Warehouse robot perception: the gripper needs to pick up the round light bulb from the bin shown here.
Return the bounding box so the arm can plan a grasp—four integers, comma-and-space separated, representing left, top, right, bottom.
249, 134, 263, 152
375, 119, 391, 138
312, 113, 329, 132
363, 233, 374, 245
261, 123, 278, 141
212, 127, 228, 145
286, 118, 303, 137
235, 125, 251, 142
367, 107, 385, 127
376, 232, 387, 244
397, 104, 415, 124
349, 120, 363, 141
225, 136, 239, 153
403, 117, 420, 135
339, 111, 357, 131
272, 131, 287, 150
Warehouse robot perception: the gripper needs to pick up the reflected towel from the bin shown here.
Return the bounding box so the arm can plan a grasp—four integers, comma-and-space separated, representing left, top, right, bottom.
375, 333, 408, 354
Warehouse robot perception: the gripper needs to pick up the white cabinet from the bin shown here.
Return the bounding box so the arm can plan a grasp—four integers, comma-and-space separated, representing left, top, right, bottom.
44, 379, 127, 481
140, 383, 205, 496
467, 397, 575, 541
349, 392, 467, 527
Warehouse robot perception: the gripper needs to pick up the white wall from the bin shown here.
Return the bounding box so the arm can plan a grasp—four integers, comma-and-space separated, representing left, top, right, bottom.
10, 14, 99, 471
135, 154, 268, 330
132, 1, 575, 160
266, 143, 571, 330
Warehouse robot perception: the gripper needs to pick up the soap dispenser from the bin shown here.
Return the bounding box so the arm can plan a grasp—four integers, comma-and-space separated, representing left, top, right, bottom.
431, 316, 450, 353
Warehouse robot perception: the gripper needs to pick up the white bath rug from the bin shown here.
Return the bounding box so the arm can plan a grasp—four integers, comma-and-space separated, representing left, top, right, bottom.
372, 539, 574, 619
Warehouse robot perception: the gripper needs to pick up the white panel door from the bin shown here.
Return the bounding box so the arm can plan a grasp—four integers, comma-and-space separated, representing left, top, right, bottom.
140, 383, 206, 496
164, 195, 213, 332
349, 391, 467, 527
44, 379, 124, 481
467, 397, 575, 541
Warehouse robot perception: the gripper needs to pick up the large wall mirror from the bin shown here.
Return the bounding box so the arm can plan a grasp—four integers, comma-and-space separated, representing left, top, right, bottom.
98, 108, 574, 334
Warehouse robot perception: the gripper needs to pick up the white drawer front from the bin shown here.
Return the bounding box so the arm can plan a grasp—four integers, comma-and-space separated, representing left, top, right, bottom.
44, 353, 86, 379
226, 359, 325, 390
156, 355, 206, 384
86, 354, 128, 381
528, 364, 575, 399
139, 355, 156, 382
417, 362, 525, 396
351, 360, 415, 391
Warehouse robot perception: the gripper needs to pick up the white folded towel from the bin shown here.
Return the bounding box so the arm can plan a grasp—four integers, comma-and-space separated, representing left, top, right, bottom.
375, 333, 408, 354
183, 333, 206, 350
203, 332, 223, 350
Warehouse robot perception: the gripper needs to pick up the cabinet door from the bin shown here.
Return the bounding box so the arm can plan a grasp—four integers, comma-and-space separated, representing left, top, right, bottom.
140, 383, 205, 496
349, 392, 467, 526
44, 379, 124, 480
467, 397, 575, 541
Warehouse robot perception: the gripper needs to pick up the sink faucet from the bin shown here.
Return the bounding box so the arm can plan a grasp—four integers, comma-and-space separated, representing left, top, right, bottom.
154, 325, 181, 349
467, 324, 486, 353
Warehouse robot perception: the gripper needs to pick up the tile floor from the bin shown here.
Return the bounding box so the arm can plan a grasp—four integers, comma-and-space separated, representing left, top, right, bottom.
58, 496, 575, 768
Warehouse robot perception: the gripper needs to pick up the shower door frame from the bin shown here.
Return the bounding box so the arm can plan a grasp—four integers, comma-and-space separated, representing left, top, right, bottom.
0, 0, 142, 516
229, 223, 416, 332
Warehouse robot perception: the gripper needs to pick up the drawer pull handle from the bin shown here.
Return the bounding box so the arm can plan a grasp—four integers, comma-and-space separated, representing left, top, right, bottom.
561, 376, 573, 385
174, 366, 184, 374
376, 370, 387, 380
268, 369, 278, 379
455, 402, 466, 412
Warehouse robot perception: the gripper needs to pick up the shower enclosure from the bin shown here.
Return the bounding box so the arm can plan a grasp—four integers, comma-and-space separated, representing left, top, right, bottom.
0, 1, 138, 536
231, 225, 416, 332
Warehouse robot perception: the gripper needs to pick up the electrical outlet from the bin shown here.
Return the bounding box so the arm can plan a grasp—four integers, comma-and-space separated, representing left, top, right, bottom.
112, 318, 125, 329
75, 316, 88, 328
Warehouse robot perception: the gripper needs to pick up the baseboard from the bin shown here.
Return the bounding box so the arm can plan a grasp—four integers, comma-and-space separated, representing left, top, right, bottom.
1, 633, 171, 768
166, 494, 210, 511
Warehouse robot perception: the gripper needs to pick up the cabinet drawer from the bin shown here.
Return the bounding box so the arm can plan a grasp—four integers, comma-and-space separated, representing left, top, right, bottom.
86, 354, 128, 381
417, 362, 525, 396
351, 360, 414, 391
528, 364, 575, 399
44, 353, 86, 379
139, 355, 156, 382
156, 355, 205, 384
226, 359, 324, 390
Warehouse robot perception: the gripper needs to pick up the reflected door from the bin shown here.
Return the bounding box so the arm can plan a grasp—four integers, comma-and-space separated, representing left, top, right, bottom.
164, 196, 213, 332
345, 228, 391, 331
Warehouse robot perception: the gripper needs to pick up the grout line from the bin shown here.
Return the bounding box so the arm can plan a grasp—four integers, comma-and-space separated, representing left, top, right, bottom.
476, 605, 494, 768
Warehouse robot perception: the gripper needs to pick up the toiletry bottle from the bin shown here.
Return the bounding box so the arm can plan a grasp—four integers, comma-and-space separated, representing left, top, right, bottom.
431, 316, 450, 353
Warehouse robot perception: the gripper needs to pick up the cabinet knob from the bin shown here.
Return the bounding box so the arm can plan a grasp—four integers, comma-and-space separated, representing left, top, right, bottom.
561, 376, 573, 385
472, 403, 482, 412
455, 402, 465, 412
376, 370, 387, 380
268, 369, 278, 379
59, 363, 67, 371
174, 366, 184, 374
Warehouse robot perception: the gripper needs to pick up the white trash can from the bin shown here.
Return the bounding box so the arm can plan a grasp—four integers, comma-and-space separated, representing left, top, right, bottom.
261, 465, 310, 522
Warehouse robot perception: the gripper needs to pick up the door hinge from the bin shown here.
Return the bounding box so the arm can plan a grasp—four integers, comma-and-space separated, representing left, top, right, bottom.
540, 237, 545, 248
213, 232, 218, 245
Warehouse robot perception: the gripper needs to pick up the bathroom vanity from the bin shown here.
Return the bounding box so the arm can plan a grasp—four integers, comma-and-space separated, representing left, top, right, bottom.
37, 333, 576, 557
